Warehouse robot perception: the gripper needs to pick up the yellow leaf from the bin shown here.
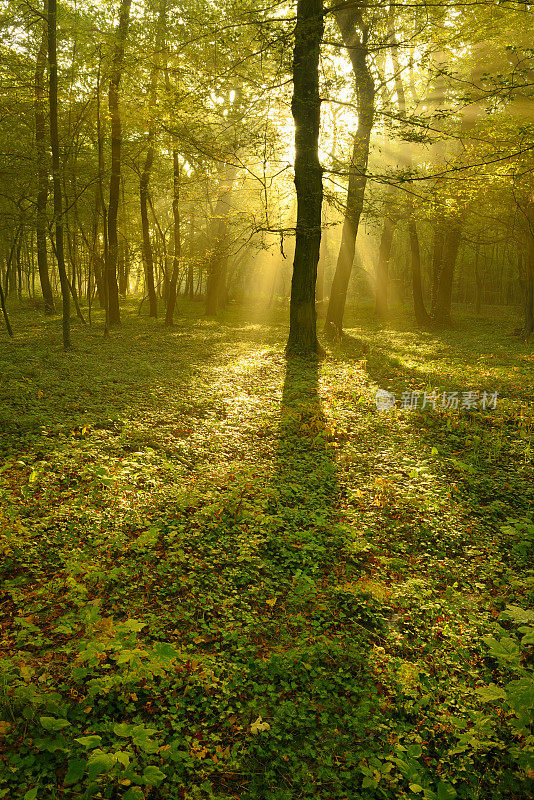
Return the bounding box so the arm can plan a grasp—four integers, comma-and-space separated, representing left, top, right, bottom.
250, 716, 271, 734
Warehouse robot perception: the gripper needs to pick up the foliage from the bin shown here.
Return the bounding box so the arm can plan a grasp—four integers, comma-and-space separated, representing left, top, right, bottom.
0, 302, 533, 798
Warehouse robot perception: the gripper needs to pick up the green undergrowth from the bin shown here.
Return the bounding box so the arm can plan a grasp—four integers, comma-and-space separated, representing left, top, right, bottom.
0, 302, 533, 799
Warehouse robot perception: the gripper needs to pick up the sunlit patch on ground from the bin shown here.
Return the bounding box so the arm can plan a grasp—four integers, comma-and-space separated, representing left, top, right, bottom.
0, 303, 533, 799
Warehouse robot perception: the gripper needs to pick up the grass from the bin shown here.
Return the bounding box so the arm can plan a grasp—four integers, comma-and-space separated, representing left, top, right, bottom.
0, 300, 533, 800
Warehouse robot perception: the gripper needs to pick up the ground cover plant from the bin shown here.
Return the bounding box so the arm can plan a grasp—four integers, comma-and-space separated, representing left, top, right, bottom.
0, 302, 533, 800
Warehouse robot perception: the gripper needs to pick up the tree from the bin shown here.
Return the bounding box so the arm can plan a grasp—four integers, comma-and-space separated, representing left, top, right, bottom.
47, 0, 71, 349
140, 0, 167, 318
35, 0, 55, 315
286, 0, 324, 357
324, 4, 374, 339
106, 0, 132, 328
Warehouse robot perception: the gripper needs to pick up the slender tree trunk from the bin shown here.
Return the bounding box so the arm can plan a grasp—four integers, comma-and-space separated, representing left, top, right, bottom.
431, 226, 444, 314
165, 150, 181, 325
525, 211, 534, 336
375, 217, 395, 318
205, 161, 238, 316
140, 164, 157, 316
0, 279, 13, 337
35, 0, 55, 315
432, 224, 461, 325
47, 0, 71, 349
140, 0, 166, 317
474, 242, 483, 314
325, 6, 374, 337
119, 177, 129, 295
409, 217, 430, 326
286, 0, 324, 356
525, 253, 534, 336
106, 0, 132, 328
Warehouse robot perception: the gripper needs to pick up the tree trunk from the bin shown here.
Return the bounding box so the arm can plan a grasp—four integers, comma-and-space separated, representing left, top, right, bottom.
325, 5, 374, 337
375, 217, 395, 318
106, 0, 131, 328
0, 278, 13, 338
286, 0, 324, 356
140, 0, 166, 317
165, 150, 181, 325
409, 218, 430, 326
205, 161, 238, 316
47, 0, 71, 349
525, 218, 534, 336
35, 0, 55, 315
432, 224, 461, 325
474, 242, 483, 314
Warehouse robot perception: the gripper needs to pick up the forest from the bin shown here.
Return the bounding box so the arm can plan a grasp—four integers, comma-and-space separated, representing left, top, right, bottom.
0, 0, 533, 798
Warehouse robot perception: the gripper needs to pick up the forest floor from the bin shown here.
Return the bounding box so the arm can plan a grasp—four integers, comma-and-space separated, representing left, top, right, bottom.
1, 301, 533, 800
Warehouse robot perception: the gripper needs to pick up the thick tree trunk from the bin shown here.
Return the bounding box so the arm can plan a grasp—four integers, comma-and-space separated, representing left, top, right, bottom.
325, 6, 374, 337
35, 1, 55, 315
47, 0, 71, 349
106, 0, 131, 328
286, 0, 324, 356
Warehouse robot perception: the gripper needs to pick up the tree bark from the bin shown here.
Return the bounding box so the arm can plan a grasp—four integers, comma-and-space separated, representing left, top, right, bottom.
0, 278, 13, 338
325, 6, 374, 337
106, 0, 132, 328
47, 0, 71, 349
432, 224, 461, 325
35, 0, 55, 315
165, 150, 181, 325
474, 242, 483, 314
140, 0, 166, 317
525, 208, 534, 336
408, 216, 429, 326
205, 161, 237, 316
93, 53, 107, 308
375, 216, 395, 318
286, 0, 324, 356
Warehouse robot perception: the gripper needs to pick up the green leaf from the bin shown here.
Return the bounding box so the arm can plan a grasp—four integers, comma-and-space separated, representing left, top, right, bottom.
64, 758, 86, 785
407, 743, 422, 758
23, 788, 38, 800
119, 619, 146, 633
141, 765, 166, 786
437, 781, 457, 800
87, 750, 116, 779
410, 785, 424, 793
152, 642, 181, 660
113, 723, 135, 737
475, 684, 507, 702
114, 751, 130, 768
122, 789, 144, 800
505, 677, 534, 713
481, 635, 521, 662
39, 716, 71, 732
502, 605, 534, 625
519, 626, 534, 645
74, 735, 102, 748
